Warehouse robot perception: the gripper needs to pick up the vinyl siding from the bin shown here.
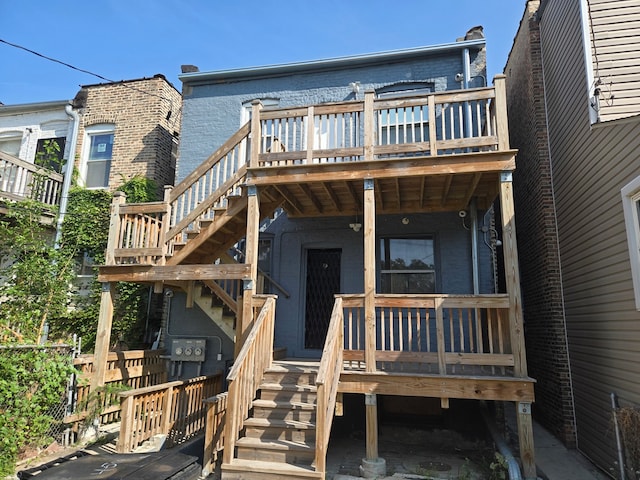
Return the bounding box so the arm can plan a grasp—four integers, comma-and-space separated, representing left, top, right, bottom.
540, 0, 640, 473
589, 0, 640, 121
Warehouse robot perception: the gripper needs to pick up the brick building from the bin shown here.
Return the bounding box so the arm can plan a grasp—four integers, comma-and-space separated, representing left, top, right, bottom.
73, 74, 181, 196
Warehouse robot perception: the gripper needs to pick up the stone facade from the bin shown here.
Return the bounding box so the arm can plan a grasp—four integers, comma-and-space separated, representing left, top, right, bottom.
504, 0, 577, 448
74, 75, 181, 196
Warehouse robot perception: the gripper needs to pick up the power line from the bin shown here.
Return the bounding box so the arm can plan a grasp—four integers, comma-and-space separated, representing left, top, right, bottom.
0, 38, 175, 104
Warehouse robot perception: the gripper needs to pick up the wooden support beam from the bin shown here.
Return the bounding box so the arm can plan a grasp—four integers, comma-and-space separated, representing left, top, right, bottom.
274, 184, 304, 216
98, 263, 251, 283
247, 151, 517, 186
298, 183, 323, 213
322, 182, 341, 211
338, 372, 535, 402
517, 402, 536, 479
364, 179, 376, 373
365, 394, 379, 460
499, 172, 527, 377
441, 174, 453, 206
346, 181, 362, 211
238, 185, 260, 357
90, 282, 115, 393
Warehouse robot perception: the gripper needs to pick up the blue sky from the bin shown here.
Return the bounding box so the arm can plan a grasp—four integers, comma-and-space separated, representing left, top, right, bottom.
0, 1, 526, 105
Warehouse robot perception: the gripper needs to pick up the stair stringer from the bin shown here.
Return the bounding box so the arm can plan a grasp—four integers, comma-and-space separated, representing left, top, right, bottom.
192, 283, 235, 340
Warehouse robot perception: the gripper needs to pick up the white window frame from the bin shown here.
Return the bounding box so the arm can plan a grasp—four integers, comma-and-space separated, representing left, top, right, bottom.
81, 124, 115, 189
622, 175, 640, 310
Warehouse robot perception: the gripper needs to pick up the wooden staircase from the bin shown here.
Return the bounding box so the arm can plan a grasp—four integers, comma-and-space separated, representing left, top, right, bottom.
222, 361, 323, 480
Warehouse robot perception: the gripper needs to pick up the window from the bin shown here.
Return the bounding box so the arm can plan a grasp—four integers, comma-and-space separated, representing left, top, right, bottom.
0, 132, 23, 157
35, 137, 66, 173
83, 125, 114, 188
622, 175, 640, 310
379, 237, 436, 293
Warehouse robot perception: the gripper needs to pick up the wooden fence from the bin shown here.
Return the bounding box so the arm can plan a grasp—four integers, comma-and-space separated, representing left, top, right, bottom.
65, 350, 167, 427
117, 372, 223, 453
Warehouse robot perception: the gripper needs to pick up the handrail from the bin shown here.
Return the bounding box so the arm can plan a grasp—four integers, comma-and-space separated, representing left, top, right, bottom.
315, 296, 344, 473
222, 295, 277, 465
166, 123, 251, 243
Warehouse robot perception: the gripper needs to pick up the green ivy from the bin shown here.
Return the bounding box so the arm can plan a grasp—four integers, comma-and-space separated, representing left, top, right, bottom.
0, 347, 75, 477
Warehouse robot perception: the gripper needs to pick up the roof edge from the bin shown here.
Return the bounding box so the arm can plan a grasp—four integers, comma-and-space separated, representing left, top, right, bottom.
179, 39, 486, 85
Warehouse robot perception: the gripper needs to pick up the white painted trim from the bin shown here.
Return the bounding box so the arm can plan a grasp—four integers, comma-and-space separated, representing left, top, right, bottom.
79, 123, 115, 189
621, 175, 640, 310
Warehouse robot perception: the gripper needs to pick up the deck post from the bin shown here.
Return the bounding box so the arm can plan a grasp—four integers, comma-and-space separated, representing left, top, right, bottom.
237, 184, 260, 357
500, 171, 535, 477
90, 282, 115, 394
363, 178, 376, 372
249, 100, 262, 168
105, 191, 126, 265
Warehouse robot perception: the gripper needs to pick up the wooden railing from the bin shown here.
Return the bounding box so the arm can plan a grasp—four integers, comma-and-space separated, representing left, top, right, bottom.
0, 151, 63, 207
315, 296, 344, 473
117, 372, 223, 453
256, 80, 505, 167
222, 295, 277, 464
66, 350, 167, 426
202, 392, 228, 477
104, 77, 508, 266
340, 294, 516, 376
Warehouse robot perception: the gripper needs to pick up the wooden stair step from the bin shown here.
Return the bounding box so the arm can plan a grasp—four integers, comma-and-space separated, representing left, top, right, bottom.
222, 458, 322, 480
252, 399, 316, 422
259, 383, 317, 403
244, 417, 316, 443
236, 436, 315, 464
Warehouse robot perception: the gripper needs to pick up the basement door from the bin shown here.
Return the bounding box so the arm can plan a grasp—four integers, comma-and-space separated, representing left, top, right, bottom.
304, 249, 341, 350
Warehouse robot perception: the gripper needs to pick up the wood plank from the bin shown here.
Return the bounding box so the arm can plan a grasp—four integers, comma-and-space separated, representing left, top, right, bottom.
98, 264, 252, 282
338, 371, 535, 402
247, 151, 517, 186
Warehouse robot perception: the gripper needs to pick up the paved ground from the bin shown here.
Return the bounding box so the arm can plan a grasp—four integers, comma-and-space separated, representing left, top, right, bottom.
15, 406, 610, 480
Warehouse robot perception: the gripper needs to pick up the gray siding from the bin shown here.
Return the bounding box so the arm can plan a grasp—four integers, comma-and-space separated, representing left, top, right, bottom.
266, 212, 495, 358
589, 0, 640, 121
540, 0, 640, 471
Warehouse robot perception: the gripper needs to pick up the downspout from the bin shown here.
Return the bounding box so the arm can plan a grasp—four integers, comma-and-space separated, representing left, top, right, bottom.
462, 47, 472, 138
55, 103, 80, 247
470, 198, 479, 294
480, 401, 524, 480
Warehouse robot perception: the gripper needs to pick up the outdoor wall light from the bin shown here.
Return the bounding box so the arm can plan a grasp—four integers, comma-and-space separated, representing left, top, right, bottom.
349, 222, 362, 232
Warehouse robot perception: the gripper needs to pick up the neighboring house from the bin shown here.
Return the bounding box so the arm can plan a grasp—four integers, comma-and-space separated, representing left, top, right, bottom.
96, 32, 538, 478
72, 74, 181, 196
0, 75, 182, 312
0, 100, 73, 220
506, 0, 640, 475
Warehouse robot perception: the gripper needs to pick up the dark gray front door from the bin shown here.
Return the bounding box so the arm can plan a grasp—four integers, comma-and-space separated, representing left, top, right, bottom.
304, 248, 341, 350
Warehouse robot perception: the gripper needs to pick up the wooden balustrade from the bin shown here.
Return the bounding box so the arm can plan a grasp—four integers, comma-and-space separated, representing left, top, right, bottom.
0, 151, 63, 207
340, 294, 515, 376
117, 372, 223, 453
222, 296, 277, 465
104, 81, 507, 266
202, 392, 228, 477
66, 349, 167, 426
315, 296, 344, 473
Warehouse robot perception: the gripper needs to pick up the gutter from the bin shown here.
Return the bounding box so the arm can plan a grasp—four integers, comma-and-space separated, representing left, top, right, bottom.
55, 103, 80, 247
